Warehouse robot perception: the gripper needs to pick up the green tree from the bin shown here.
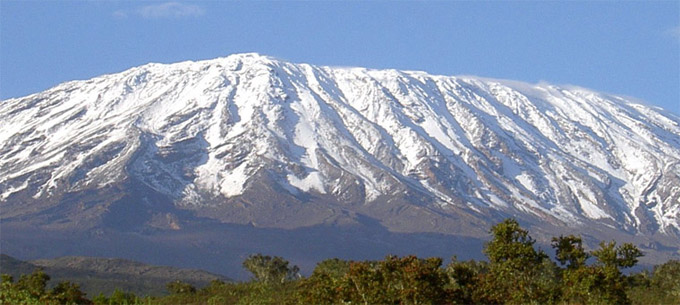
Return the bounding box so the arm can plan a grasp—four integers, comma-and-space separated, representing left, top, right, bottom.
1, 273, 42, 305
0, 274, 12, 285
242, 254, 300, 285
49, 281, 90, 305
323, 255, 450, 305
298, 258, 350, 303
2, 270, 93, 305
553, 237, 643, 305
379, 255, 450, 304
552, 234, 588, 269
445, 257, 488, 304
481, 218, 559, 305
629, 259, 680, 304
91, 293, 108, 305
591, 240, 643, 304
340, 260, 384, 304
107, 288, 139, 305
649, 260, 680, 301
15, 269, 50, 300
626, 260, 680, 305
552, 234, 594, 303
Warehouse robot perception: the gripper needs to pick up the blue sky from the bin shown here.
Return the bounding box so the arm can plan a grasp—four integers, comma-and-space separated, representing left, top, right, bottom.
1, 1, 679, 114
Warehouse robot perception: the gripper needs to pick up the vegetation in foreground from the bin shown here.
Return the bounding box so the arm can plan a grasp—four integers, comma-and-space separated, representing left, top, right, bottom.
2, 219, 679, 305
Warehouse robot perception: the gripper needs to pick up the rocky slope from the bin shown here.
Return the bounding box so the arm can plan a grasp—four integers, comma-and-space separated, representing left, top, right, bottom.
1, 53, 679, 275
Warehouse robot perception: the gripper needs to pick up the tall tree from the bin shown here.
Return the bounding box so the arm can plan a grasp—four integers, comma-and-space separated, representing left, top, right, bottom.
552, 237, 643, 305
242, 253, 300, 285
445, 257, 487, 304
49, 281, 90, 305
298, 258, 350, 304
15, 269, 50, 300
481, 218, 559, 304
552, 234, 588, 269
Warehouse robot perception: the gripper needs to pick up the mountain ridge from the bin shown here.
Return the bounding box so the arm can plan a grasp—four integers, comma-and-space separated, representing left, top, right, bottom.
1, 53, 679, 275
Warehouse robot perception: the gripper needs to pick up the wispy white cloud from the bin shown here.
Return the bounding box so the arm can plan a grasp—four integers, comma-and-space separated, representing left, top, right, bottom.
138, 2, 205, 19
667, 25, 680, 40
113, 2, 205, 19
112, 9, 128, 19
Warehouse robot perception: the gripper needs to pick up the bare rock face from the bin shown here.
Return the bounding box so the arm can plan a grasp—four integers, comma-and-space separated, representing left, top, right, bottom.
1, 53, 679, 276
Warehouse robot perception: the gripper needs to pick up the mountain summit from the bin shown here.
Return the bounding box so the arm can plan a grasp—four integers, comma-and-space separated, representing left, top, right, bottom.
2, 53, 679, 275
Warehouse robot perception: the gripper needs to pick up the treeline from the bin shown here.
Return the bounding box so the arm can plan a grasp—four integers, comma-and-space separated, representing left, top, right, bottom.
2, 219, 679, 304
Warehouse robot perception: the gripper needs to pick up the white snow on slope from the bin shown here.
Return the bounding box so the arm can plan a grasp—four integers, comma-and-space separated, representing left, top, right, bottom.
1, 53, 679, 234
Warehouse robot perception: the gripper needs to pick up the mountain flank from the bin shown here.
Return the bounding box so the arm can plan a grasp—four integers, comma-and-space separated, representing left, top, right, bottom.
1, 53, 679, 276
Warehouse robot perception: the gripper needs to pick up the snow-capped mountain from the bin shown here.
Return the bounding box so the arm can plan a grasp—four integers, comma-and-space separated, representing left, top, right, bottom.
1, 53, 679, 272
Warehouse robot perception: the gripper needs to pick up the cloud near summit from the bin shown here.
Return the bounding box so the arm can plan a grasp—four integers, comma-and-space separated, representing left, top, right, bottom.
114, 2, 205, 19
668, 26, 680, 39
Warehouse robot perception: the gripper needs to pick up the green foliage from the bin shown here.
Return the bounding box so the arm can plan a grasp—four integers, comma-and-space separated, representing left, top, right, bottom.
15, 269, 50, 299
444, 257, 487, 304
154, 280, 301, 305
49, 281, 90, 304
301, 255, 450, 304
555, 239, 644, 305
1, 269, 92, 305
552, 234, 588, 269
0, 219, 667, 305
149, 219, 651, 305
1, 273, 41, 305
91, 293, 109, 305
165, 280, 196, 295
484, 219, 544, 267
650, 260, 680, 300
91, 289, 149, 305
312, 258, 351, 279
378, 255, 450, 304
110, 289, 140, 304
242, 253, 300, 285
616, 243, 644, 268
480, 218, 558, 305
628, 260, 680, 305
298, 258, 350, 303
592, 240, 642, 271
340, 260, 384, 304
233, 281, 299, 305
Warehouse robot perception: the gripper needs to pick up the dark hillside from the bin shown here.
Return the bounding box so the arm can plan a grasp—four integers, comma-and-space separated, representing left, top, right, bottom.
0, 254, 229, 296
